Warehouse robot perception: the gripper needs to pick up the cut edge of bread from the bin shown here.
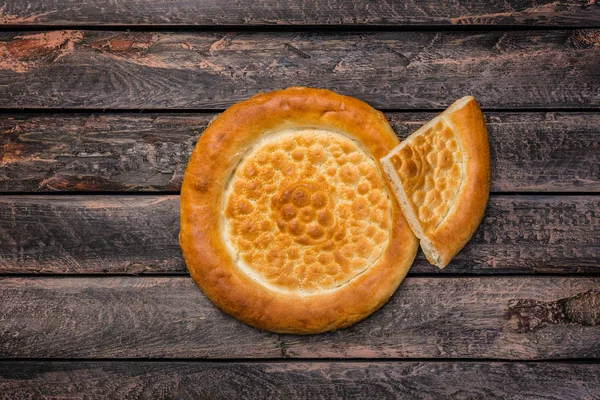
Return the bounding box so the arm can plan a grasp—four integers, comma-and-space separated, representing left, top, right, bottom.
381, 96, 480, 269
381, 125, 444, 268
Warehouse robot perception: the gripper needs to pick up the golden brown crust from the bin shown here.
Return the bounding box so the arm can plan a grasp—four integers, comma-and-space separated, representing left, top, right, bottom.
381, 96, 490, 268
180, 87, 418, 334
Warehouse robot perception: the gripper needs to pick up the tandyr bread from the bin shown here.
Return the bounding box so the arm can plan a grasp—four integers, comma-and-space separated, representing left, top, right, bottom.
180, 87, 418, 334
381, 96, 490, 269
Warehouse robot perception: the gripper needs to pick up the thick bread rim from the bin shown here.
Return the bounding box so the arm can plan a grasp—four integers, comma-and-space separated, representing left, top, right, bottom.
381, 96, 490, 268
180, 87, 418, 334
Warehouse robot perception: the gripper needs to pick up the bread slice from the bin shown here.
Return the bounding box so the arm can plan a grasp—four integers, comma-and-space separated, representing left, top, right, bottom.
381, 96, 490, 268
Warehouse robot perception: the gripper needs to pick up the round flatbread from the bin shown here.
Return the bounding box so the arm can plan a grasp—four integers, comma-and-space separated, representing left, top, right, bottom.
180, 87, 418, 334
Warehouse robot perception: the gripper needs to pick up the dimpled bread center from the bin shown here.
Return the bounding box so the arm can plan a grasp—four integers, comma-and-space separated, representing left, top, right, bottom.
223, 129, 391, 293
389, 120, 464, 233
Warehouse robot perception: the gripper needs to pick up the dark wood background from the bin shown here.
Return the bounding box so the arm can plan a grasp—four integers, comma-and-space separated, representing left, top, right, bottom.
0, 1, 599, 398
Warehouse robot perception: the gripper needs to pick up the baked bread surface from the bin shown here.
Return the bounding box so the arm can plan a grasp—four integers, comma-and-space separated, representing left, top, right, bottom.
381, 96, 490, 269
180, 87, 418, 334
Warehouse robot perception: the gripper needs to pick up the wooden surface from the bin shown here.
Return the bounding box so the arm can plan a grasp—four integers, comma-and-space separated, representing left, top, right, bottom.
1, 362, 599, 399
1, 276, 599, 359
2, 112, 599, 193
0, 30, 599, 109
2, 0, 600, 26
0, 0, 599, 398
0, 195, 597, 274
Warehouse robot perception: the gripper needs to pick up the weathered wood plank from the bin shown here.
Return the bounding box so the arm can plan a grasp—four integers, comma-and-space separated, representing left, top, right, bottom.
2, 0, 600, 27
1, 361, 599, 399
0, 113, 201, 192
0, 30, 598, 109
0, 196, 596, 274
1, 112, 598, 192
0, 276, 598, 358
0, 196, 182, 274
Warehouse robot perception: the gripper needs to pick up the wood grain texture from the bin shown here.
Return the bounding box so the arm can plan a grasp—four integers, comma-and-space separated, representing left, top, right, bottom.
1, 112, 598, 193
0, 276, 598, 359
2, 0, 600, 26
1, 361, 599, 399
0, 30, 599, 109
0, 196, 182, 274
0, 195, 596, 274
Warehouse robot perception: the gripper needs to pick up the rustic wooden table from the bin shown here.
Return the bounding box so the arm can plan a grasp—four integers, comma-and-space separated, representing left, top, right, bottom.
0, 1, 599, 398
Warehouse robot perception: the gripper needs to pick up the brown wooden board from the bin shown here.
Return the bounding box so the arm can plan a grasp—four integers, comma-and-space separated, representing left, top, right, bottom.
1, 361, 599, 399
0, 195, 597, 275
2, 0, 600, 27
1, 112, 598, 193
0, 0, 598, 391
0, 30, 599, 109
0, 276, 598, 359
